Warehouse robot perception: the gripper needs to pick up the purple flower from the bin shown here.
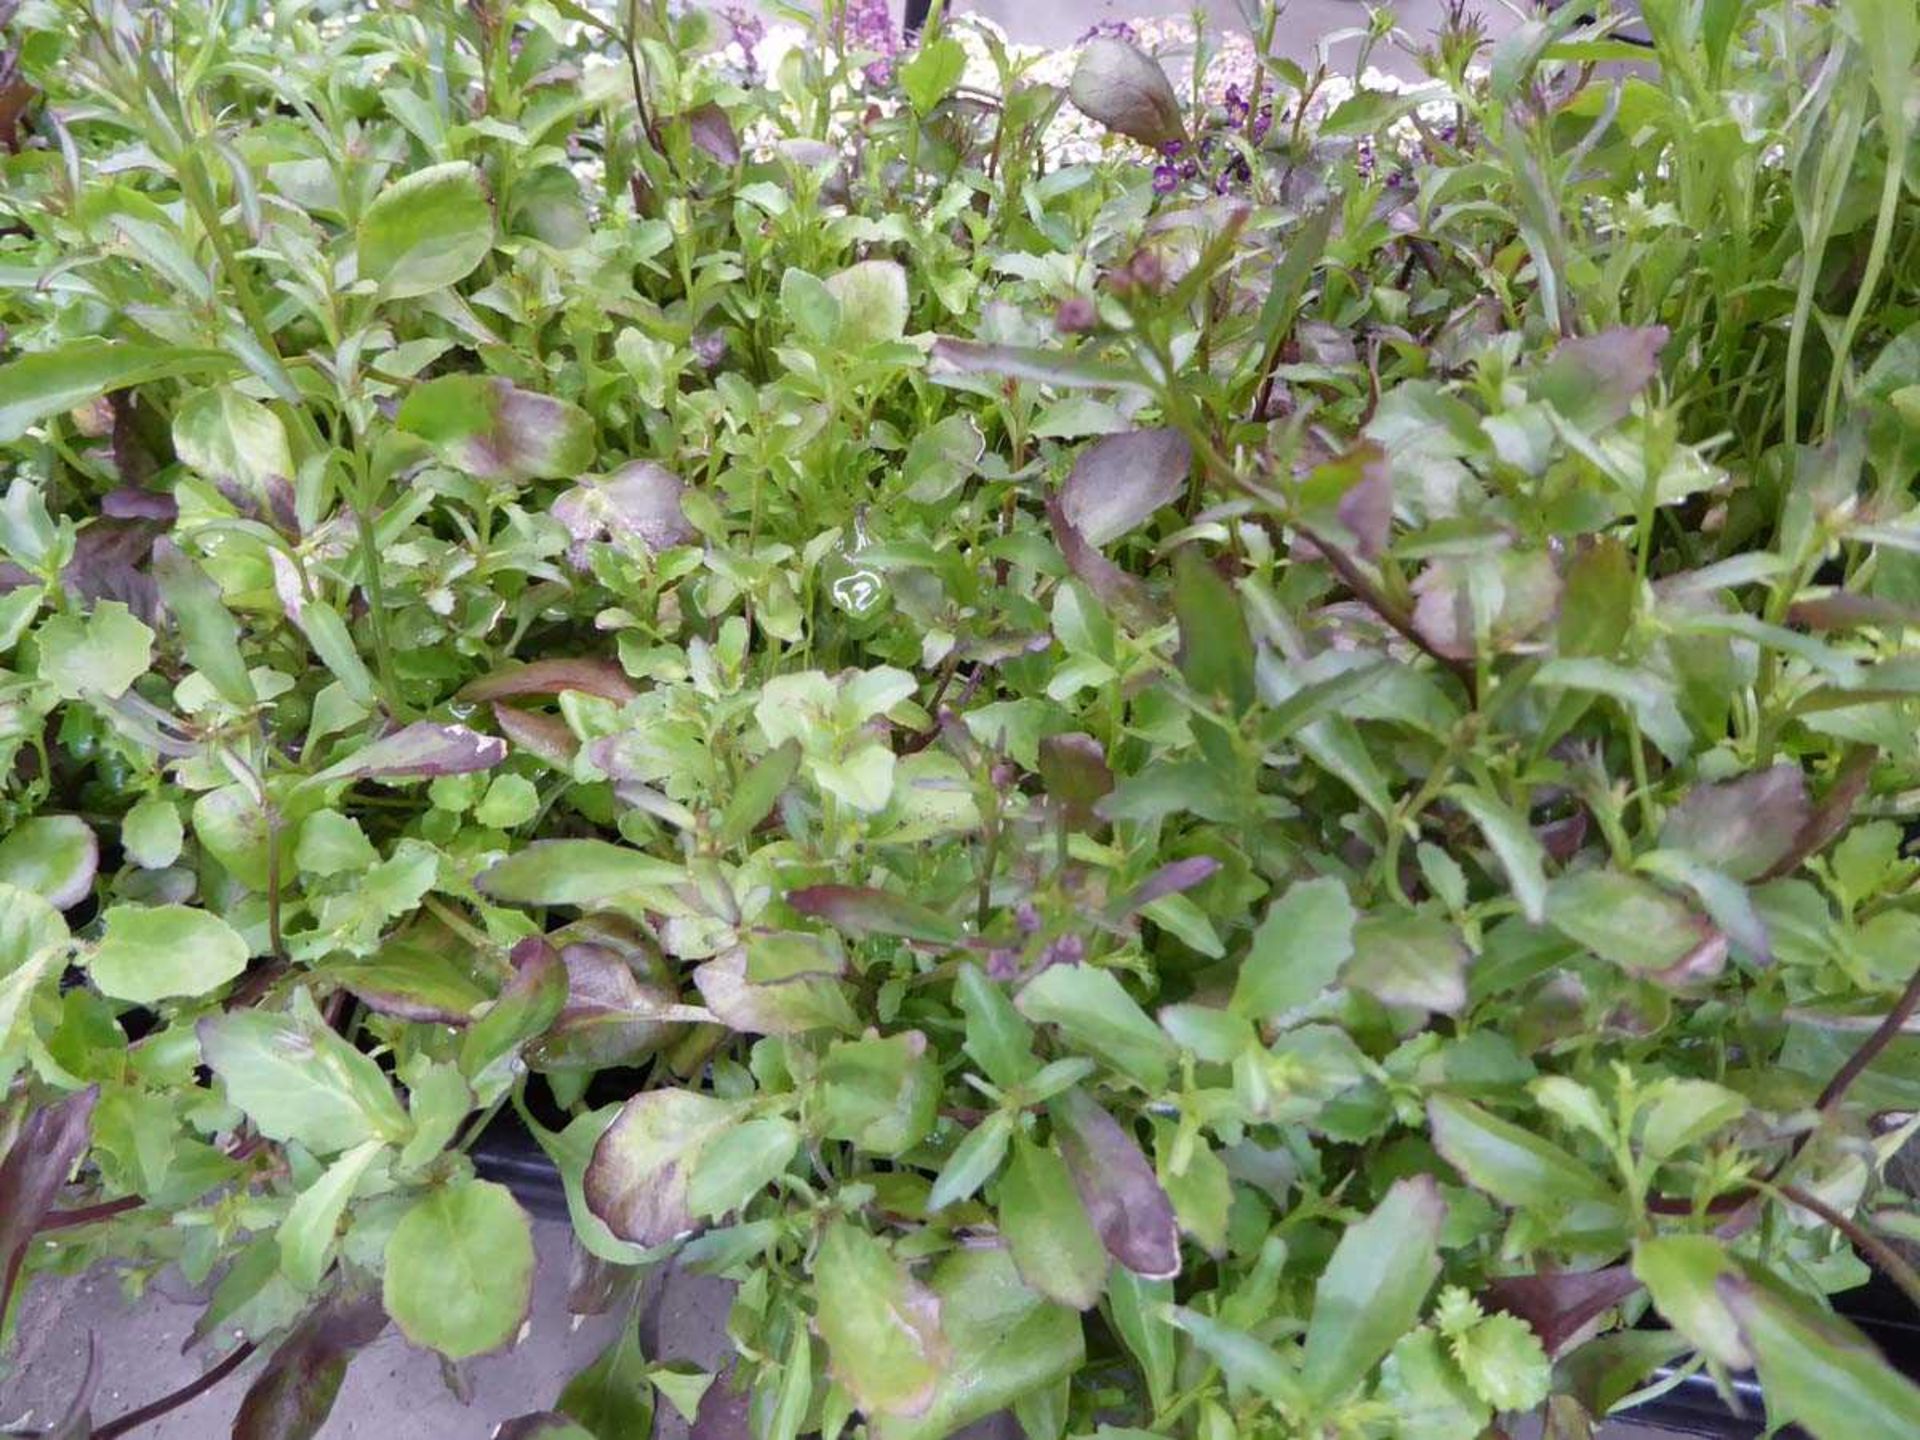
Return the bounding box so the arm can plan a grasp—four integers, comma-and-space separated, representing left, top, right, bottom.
1152, 164, 1179, 194
1159, 139, 1184, 159
1055, 296, 1098, 334
1077, 19, 1139, 44
1224, 85, 1249, 124
841, 0, 897, 85
723, 4, 764, 53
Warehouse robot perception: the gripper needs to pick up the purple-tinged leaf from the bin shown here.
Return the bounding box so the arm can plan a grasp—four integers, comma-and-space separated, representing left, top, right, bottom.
397, 374, 595, 484
788, 885, 961, 945
1344, 914, 1468, 1015
689, 1369, 751, 1440
583, 1088, 740, 1246
1332, 448, 1392, 560
308, 722, 505, 787
1049, 1088, 1180, 1280
490, 703, 580, 767
64, 516, 162, 623
552, 461, 694, 566
0, 815, 97, 910
1037, 733, 1113, 828
1532, 326, 1669, 428
1717, 1270, 1920, 1437
1660, 764, 1810, 882
1068, 38, 1186, 148
460, 658, 637, 705
1648, 929, 1729, 989
1060, 429, 1189, 547
100, 487, 176, 522
1115, 856, 1220, 915
1485, 1264, 1643, 1358
1047, 490, 1157, 626
0, 1087, 99, 1319
231, 1289, 387, 1440
1546, 869, 1714, 977
1411, 549, 1561, 660
929, 339, 1144, 394
531, 939, 681, 1072
685, 102, 741, 165
460, 937, 569, 1076
692, 947, 857, 1036
1759, 745, 1876, 881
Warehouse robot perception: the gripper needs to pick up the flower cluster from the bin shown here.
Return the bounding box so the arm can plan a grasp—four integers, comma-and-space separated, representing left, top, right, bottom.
841, 0, 899, 86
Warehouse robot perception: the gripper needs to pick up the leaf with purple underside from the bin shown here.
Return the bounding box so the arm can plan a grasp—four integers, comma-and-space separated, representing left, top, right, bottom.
1049, 1087, 1180, 1280
460, 658, 637, 705
1661, 763, 1811, 881
231, 1289, 387, 1440
1532, 326, 1669, 428
307, 722, 505, 787
0, 1086, 99, 1318
397, 374, 595, 484
583, 1088, 740, 1245
553, 461, 695, 565
788, 885, 960, 944
1060, 429, 1189, 547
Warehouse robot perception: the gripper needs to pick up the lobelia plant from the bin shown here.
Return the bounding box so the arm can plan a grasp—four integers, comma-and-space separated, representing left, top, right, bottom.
0, 1, 1918, 1438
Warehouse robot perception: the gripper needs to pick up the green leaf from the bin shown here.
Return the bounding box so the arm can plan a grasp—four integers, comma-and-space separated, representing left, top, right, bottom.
121, 796, 183, 870
927, 1109, 1013, 1212
397, 374, 595, 483
1302, 1176, 1446, 1404
583, 1087, 740, 1245
818, 1030, 940, 1156
1016, 965, 1176, 1090
779, 269, 840, 347
35, 601, 152, 700
278, 1139, 384, 1291
899, 36, 966, 115
685, 1117, 799, 1219
382, 1179, 534, 1359
1173, 549, 1254, 714
816, 1219, 949, 1417
1344, 913, 1469, 1016
1168, 1308, 1306, 1410
956, 963, 1038, 1088
0, 340, 234, 442
479, 840, 683, 906
357, 162, 495, 300
717, 740, 802, 847
1231, 877, 1355, 1020
1631, 1235, 1749, 1369
1450, 1312, 1550, 1411
1428, 1095, 1613, 1209
154, 539, 256, 709
1446, 787, 1548, 924
558, 1317, 654, 1440
0, 883, 69, 1085
1639, 1078, 1747, 1161
869, 1247, 1082, 1440
826, 260, 910, 349
998, 1134, 1108, 1310
1377, 1330, 1489, 1440
89, 903, 250, 1005
199, 991, 412, 1155
1721, 1270, 1920, 1440
0, 815, 97, 910
171, 387, 293, 513
1545, 869, 1714, 975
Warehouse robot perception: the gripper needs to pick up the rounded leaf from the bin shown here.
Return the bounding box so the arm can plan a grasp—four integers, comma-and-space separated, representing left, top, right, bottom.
0, 815, 97, 910
358, 162, 494, 300
1068, 39, 1186, 148
382, 1179, 535, 1359
90, 903, 249, 1004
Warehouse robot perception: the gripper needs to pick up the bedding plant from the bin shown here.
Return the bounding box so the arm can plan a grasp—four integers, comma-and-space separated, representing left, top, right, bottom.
1, 0, 1919, 1436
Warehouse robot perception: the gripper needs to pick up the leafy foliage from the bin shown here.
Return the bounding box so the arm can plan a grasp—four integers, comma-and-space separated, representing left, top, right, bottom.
1, 1, 1919, 1437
